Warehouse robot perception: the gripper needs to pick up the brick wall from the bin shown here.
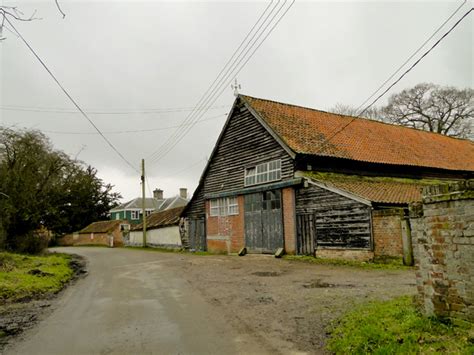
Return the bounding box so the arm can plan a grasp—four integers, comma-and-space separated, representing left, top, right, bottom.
410, 180, 473, 322
282, 187, 296, 254
372, 209, 404, 258
316, 248, 374, 261
206, 196, 245, 253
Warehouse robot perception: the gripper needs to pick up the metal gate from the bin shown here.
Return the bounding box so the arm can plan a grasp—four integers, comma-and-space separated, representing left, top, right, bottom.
188, 217, 206, 251
296, 213, 316, 255
244, 190, 283, 253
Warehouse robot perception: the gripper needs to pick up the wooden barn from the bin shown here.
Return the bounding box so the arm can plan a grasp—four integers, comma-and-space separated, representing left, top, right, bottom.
182, 95, 474, 261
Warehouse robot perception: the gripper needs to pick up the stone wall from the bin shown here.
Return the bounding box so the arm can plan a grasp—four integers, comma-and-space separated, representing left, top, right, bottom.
410, 180, 473, 322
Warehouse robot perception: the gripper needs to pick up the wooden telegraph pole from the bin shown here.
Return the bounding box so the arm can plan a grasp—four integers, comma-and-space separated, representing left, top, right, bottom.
141, 159, 147, 247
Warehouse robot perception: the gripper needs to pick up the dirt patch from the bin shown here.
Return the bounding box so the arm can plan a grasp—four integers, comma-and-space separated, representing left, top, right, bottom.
0, 253, 87, 351
252, 271, 282, 277
174, 253, 416, 354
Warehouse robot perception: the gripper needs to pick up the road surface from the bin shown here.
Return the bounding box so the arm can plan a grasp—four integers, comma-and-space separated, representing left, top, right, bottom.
6, 247, 267, 355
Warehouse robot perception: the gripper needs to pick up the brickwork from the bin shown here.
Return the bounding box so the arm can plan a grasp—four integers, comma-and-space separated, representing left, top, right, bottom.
282, 187, 296, 254
206, 196, 245, 253
316, 248, 374, 261
57, 228, 124, 247
410, 180, 473, 322
372, 209, 404, 257
57, 234, 74, 246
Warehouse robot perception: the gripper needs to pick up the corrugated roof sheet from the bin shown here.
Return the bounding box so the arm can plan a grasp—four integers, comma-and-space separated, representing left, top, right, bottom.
242, 95, 474, 172
131, 206, 185, 231
303, 172, 457, 204
79, 220, 125, 234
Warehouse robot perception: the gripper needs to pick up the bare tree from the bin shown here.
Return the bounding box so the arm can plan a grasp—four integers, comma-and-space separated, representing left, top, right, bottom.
329, 103, 382, 121
381, 83, 473, 139
0, 1, 65, 41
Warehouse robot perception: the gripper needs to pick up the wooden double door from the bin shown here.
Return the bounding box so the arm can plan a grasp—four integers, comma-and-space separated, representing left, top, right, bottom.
244, 190, 283, 253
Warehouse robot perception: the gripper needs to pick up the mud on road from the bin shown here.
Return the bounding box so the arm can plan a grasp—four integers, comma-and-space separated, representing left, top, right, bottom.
0, 254, 87, 352
2, 250, 416, 354
173, 253, 416, 354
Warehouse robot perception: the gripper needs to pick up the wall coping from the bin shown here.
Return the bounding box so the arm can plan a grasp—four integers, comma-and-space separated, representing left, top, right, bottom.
422, 180, 474, 204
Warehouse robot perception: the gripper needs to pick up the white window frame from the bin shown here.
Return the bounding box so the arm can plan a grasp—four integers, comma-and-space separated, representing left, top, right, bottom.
130, 210, 139, 220
227, 197, 239, 216
209, 197, 239, 217
245, 159, 282, 186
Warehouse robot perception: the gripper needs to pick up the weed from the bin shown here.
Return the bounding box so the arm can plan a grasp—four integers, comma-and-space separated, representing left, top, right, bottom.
284, 255, 413, 270
326, 296, 473, 354
0, 252, 73, 302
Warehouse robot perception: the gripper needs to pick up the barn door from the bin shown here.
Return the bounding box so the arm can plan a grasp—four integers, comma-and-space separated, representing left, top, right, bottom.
244, 190, 283, 253
296, 213, 316, 255
189, 217, 206, 251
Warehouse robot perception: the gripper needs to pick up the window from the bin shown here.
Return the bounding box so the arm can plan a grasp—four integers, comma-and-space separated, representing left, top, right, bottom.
245, 160, 281, 186
131, 210, 139, 220
227, 197, 239, 215
209, 197, 239, 217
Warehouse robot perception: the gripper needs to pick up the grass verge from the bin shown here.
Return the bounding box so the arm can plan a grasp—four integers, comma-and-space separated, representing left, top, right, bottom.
327, 296, 474, 354
284, 255, 413, 270
0, 252, 74, 302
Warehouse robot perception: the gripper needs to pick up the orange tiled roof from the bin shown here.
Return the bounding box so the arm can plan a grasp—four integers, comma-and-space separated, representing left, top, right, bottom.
303, 172, 453, 204
241, 95, 474, 172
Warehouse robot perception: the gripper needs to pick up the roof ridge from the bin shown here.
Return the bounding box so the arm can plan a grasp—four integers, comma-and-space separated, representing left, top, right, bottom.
240, 94, 474, 143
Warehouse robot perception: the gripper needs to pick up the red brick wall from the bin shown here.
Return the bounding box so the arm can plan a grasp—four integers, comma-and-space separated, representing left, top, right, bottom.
372, 209, 404, 258
57, 234, 74, 246
206, 196, 245, 253
282, 187, 296, 254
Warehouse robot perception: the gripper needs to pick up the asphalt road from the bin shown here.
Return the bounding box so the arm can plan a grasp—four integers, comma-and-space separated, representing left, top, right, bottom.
6, 247, 266, 355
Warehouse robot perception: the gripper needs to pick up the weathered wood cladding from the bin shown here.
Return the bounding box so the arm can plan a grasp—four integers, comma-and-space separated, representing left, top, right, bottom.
295, 155, 474, 180
186, 105, 294, 218
295, 184, 372, 249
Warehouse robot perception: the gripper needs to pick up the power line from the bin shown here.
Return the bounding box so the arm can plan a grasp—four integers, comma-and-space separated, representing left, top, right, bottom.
153, 0, 295, 164
146, 0, 281, 165
0, 104, 228, 115
318, 7, 473, 153
41, 113, 226, 135
354, 0, 468, 114
154, 157, 208, 180
148, 0, 295, 166
359, 7, 472, 116
5, 16, 139, 174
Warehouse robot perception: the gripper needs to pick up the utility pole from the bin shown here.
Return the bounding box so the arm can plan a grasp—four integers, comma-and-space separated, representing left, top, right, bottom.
141, 159, 147, 247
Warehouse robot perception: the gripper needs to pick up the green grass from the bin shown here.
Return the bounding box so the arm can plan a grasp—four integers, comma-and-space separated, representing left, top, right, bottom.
0, 252, 74, 302
327, 296, 474, 354
284, 255, 413, 270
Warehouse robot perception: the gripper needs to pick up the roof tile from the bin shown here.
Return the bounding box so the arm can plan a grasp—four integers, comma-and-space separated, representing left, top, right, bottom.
242, 95, 474, 172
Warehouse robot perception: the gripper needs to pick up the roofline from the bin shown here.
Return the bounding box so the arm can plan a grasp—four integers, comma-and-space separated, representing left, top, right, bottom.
240, 94, 474, 144
182, 98, 240, 215
303, 177, 372, 206
240, 95, 296, 159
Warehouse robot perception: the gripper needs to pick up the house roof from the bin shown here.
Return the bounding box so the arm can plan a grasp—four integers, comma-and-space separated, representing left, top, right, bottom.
111, 196, 188, 212
302, 172, 457, 204
241, 95, 474, 172
131, 206, 185, 231
79, 220, 125, 234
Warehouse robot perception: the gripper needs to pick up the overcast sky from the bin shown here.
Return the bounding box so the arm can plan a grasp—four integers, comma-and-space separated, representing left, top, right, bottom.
1, 0, 472, 202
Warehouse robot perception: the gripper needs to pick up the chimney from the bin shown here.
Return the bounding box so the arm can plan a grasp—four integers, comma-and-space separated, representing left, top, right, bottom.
179, 188, 187, 199
153, 188, 163, 200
